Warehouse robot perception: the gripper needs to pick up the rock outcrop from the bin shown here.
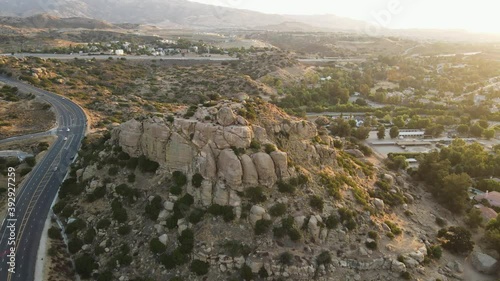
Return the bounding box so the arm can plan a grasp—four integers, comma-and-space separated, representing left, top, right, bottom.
470, 251, 499, 274
112, 101, 338, 205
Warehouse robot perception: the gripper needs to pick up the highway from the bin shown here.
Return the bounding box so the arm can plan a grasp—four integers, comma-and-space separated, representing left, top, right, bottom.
0, 76, 86, 281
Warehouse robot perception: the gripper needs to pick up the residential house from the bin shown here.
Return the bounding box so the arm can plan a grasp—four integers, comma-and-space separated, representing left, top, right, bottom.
475, 191, 500, 208
474, 204, 498, 222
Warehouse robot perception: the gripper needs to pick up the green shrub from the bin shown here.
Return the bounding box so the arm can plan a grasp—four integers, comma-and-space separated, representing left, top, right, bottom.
108, 166, 119, 176
250, 139, 261, 149
65, 218, 86, 234
368, 231, 378, 240
273, 226, 287, 238
75, 254, 96, 279
222, 240, 251, 258
288, 228, 302, 241
190, 260, 209, 276
427, 245, 442, 260
401, 271, 411, 280
254, 219, 272, 235
264, 143, 277, 154
188, 208, 204, 224
240, 264, 254, 281
68, 237, 83, 254
325, 214, 339, 229
279, 251, 293, 265
84, 228, 96, 244
20, 167, 32, 176
97, 271, 113, 281
245, 186, 267, 203
170, 185, 182, 195
277, 180, 296, 193
145, 195, 163, 221
127, 173, 136, 183
208, 204, 235, 222
192, 173, 204, 188
112, 207, 128, 223
172, 171, 187, 186
384, 220, 402, 235
177, 194, 194, 207
52, 200, 66, 214
96, 218, 111, 229
178, 229, 195, 253
316, 251, 332, 265
87, 186, 106, 202
258, 266, 269, 278
48, 227, 62, 240
127, 157, 138, 170
309, 195, 324, 212
269, 203, 287, 217
118, 225, 131, 235
149, 238, 166, 254
138, 155, 159, 173
25, 156, 36, 167
365, 241, 378, 250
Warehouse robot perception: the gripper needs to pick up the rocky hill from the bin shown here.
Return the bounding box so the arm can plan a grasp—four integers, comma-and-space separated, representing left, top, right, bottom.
47, 99, 493, 281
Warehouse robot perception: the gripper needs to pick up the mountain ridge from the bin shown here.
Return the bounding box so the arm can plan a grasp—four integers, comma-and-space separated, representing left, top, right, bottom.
0, 0, 367, 31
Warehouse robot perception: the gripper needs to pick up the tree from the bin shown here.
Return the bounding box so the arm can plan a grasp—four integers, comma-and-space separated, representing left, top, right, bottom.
457, 124, 469, 135
75, 254, 97, 278
465, 208, 483, 229
470, 124, 484, 137
389, 126, 399, 139
438, 173, 471, 213
377, 126, 385, 139
483, 129, 495, 140
437, 226, 474, 255
352, 126, 370, 140
190, 260, 209, 276
355, 98, 368, 106
485, 214, 500, 254
393, 116, 405, 128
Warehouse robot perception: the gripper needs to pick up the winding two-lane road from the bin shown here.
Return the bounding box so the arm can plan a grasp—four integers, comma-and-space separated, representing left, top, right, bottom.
0, 76, 86, 281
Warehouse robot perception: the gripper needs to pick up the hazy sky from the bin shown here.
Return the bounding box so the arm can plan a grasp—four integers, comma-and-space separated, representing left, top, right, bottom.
190, 0, 500, 34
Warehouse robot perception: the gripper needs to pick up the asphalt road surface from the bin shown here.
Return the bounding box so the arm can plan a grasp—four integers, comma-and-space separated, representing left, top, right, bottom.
0, 76, 86, 281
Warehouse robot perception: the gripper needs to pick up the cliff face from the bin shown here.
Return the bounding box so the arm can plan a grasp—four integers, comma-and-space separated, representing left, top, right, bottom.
112, 101, 336, 210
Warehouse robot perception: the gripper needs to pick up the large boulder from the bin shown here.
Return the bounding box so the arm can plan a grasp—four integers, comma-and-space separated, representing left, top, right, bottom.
240, 154, 259, 186
200, 180, 213, 206
251, 152, 277, 187
270, 151, 290, 180
249, 205, 266, 225
217, 106, 236, 126
217, 149, 243, 188
373, 198, 385, 211
140, 119, 171, 162
223, 126, 253, 148
308, 215, 320, 238
391, 259, 406, 273
117, 119, 143, 157
470, 251, 499, 274
198, 144, 217, 180
82, 164, 97, 182
212, 182, 229, 205
165, 132, 197, 171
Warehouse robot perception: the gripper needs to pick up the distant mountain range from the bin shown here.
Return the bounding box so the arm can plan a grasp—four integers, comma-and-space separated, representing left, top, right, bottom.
0, 0, 367, 31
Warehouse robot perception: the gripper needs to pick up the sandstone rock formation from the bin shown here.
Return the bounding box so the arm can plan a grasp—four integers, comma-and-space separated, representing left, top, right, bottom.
111, 101, 338, 206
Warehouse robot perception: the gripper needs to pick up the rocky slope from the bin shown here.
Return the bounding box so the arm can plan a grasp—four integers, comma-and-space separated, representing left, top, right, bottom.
51, 99, 488, 281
